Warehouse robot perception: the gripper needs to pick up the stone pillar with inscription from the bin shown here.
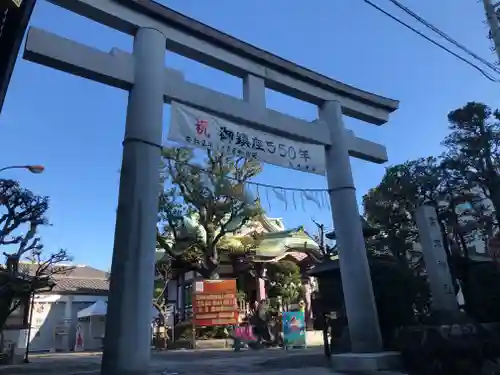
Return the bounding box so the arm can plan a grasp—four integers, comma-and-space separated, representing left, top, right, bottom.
415, 205, 459, 314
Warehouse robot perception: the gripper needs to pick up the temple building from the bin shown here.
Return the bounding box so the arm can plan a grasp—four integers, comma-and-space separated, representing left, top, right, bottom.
156, 213, 323, 323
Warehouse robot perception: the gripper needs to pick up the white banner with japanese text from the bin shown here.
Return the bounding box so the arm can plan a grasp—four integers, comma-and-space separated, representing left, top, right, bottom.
168, 102, 326, 175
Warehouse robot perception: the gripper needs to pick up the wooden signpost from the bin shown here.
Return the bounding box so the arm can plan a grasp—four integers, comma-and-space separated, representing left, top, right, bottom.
192, 279, 239, 327
191, 279, 238, 349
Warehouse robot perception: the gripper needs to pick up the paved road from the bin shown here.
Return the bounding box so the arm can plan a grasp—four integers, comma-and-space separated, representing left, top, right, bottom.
4, 349, 406, 375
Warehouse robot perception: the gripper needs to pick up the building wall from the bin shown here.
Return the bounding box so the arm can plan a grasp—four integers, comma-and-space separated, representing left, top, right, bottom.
165, 278, 178, 326
168, 270, 210, 322
454, 200, 493, 260
28, 294, 107, 352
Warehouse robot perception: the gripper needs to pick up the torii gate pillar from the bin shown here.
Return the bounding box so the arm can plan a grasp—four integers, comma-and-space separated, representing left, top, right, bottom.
321, 101, 382, 352
102, 27, 166, 375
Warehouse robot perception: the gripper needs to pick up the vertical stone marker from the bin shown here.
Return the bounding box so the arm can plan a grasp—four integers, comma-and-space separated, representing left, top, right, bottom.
415, 205, 459, 313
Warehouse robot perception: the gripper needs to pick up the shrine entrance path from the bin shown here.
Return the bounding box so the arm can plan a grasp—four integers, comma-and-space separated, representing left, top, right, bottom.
4, 348, 406, 375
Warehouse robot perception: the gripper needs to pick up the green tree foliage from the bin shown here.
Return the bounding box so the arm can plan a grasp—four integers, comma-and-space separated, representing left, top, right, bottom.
363, 157, 448, 264
152, 252, 173, 328
363, 101, 500, 323
266, 260, 302, 307
370, 256, 430, 346
454, 259, 500, 322
363, 122, 495, 266
442, 102, 500, 226
157, 147, 263, 279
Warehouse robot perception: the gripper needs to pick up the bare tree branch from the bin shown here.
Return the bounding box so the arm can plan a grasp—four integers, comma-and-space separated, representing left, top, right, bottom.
0, 179, 49, 246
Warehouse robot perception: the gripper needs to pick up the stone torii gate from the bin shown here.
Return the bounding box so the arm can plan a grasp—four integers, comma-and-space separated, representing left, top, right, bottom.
23, 0, 399, 373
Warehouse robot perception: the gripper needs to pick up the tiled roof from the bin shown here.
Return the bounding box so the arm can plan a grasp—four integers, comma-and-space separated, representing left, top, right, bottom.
51, 276, 109, 293
18, 263, 110, 294
286, 251, 308, 261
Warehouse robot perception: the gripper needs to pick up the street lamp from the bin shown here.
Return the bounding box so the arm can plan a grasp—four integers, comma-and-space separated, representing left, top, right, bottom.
0, 165, 45, 174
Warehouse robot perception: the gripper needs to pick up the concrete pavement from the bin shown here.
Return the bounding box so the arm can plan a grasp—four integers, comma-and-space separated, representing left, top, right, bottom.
3, 349, 407, 375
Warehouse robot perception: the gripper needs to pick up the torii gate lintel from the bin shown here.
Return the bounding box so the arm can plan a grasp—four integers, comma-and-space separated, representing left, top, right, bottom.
24, 27, 389, 164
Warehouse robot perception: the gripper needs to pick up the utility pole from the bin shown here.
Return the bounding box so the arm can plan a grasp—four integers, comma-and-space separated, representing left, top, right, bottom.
483, 0, 500, 64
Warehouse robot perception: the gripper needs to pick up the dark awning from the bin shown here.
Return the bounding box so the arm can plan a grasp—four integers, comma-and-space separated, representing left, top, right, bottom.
326, 216, 380, 240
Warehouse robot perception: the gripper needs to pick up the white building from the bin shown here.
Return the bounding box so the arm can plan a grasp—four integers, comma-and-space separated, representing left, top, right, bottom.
3, 264, 109, 359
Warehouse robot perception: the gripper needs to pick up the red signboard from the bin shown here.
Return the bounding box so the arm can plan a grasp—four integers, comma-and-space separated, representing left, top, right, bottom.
192, 279, 238, 327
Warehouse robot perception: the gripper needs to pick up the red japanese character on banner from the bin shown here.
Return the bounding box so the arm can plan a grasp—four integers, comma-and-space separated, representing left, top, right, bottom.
195, 119, 209, 137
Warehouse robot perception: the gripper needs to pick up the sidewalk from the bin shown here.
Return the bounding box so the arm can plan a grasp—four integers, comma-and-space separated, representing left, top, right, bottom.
2, 348, 407, 375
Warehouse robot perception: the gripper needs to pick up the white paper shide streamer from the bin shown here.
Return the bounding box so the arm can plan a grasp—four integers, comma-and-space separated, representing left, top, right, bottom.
167, 101, 331, 211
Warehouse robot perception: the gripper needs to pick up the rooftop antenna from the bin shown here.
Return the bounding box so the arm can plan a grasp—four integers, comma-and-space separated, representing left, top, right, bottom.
311, 217, 326, 254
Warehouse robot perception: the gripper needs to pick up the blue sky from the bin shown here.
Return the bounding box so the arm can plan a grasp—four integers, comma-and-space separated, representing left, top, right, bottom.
0, 0, 498, 270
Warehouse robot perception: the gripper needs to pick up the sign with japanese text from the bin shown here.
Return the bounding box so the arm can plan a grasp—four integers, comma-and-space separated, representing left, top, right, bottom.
192, 279, 239, 327
415, 205, 458, 312
168, 102, 326, 175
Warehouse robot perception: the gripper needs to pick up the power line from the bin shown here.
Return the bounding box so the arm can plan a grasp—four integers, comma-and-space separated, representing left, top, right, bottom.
387, 0, 500, 75
362, 0, 500, 82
